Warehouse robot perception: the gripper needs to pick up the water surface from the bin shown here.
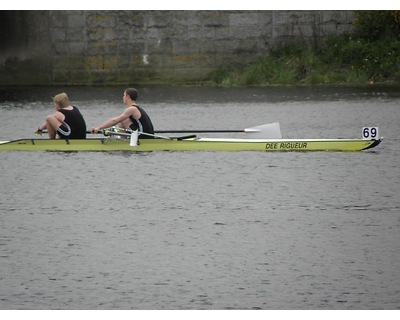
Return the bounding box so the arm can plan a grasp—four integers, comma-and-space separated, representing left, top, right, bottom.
1, 85, 399, 309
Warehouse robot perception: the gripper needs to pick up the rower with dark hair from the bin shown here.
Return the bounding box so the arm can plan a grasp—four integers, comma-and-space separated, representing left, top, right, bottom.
91, 88, 154, 138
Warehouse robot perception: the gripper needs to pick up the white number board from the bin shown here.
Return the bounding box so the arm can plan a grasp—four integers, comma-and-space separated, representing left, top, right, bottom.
362, 127, 379, 140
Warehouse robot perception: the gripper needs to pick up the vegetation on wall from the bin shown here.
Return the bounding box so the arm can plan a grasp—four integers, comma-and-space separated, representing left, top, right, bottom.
212, 11, 400, 86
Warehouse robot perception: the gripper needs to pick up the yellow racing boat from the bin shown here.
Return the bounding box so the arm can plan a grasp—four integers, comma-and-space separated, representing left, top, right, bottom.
0, 136, 381, 152
0, 123, 381, 152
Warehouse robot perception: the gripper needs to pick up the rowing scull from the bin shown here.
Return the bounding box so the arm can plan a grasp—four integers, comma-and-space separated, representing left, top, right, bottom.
0, 136, 381, 152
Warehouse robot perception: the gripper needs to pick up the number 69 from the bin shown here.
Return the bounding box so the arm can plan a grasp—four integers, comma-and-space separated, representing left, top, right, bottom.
362, 127, 379, 140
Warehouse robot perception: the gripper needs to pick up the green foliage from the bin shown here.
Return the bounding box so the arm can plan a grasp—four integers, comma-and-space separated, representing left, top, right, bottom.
212, 11, 400, 86
327, 37, 400, 81
352, 10, 400, 41
211, 67, 231, 85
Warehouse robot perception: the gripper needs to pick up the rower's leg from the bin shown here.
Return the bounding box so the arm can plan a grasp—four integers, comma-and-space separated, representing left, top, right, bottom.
45, 115, 62, 139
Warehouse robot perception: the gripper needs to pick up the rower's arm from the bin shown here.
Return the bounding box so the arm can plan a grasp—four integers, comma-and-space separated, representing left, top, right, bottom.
92, 108, 134, 131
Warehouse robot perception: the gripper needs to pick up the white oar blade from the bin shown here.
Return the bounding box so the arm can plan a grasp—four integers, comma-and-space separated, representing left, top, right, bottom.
245, 122, 282, 139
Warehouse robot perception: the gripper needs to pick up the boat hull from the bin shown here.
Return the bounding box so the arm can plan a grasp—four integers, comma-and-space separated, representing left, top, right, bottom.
0, 137, 381, 152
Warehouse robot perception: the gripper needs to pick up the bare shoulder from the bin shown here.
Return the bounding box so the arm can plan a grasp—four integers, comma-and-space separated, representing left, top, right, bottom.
126, 105, 140, 114
124, 106, 136, 114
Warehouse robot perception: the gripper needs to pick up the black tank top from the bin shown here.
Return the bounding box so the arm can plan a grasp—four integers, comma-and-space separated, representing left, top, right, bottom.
58, 106, 87, 139
129, 105, 154, 139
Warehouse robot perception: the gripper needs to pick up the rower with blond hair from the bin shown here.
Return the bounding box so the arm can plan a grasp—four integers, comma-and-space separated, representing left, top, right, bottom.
37, 92, 87, 139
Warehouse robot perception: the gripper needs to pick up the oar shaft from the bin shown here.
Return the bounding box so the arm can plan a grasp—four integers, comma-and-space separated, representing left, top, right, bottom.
36, 129, 102, 134
154, 130, 245, 133
39, 124, 274, 135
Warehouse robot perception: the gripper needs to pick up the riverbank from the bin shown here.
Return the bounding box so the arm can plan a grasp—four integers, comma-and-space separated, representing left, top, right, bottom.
211, 41, 400, 87
211, 11, 400, 87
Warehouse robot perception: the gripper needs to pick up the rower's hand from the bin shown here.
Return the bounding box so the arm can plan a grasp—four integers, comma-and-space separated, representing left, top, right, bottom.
35, 128, 43, 135
91, 127, 98, 134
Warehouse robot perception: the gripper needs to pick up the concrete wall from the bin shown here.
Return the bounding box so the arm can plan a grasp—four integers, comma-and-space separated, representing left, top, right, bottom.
0, 11, 354, 86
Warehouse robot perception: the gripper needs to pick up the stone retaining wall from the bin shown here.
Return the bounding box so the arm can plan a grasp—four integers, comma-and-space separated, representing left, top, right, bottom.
0, 11, 354, 85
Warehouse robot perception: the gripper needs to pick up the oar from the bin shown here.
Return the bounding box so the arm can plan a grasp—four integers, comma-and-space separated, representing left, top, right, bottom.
102, 122, 282, 138
37, 122, 282, 139
155, 122, 282, 139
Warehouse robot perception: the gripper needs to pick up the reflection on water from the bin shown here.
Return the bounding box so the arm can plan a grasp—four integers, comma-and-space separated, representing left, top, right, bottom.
1, 86, 400, 309
1, 84, 400, 104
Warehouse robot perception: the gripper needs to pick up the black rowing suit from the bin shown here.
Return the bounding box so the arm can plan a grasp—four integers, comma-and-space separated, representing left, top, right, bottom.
128, 104, 154, 139
57, 106, 87, 139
